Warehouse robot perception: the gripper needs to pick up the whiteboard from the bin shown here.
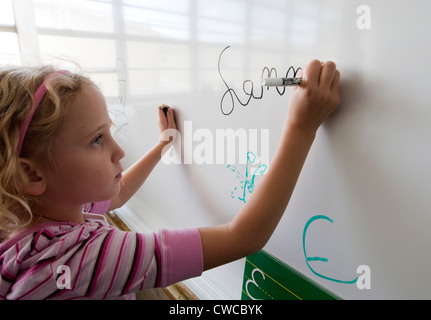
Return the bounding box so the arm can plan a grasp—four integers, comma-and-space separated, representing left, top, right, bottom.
111, 0, 431, 299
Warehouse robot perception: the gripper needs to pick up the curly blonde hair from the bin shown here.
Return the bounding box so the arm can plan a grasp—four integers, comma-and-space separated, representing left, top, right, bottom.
0, 66, 94, 238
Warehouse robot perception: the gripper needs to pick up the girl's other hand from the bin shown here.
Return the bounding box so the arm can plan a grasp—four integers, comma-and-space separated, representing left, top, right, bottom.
158, 104, 177, 132
158, 104, 177, 143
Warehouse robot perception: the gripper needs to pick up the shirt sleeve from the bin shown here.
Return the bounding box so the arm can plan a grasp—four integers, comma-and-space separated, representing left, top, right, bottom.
84, 226, 203, 298
73, 225, 203, 298
154, 228, 204, 288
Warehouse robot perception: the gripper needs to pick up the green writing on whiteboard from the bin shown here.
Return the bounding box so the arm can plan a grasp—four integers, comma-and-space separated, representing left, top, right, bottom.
303, 215, 359, 284
227, 151, 267, 203
242, 251, 339, 300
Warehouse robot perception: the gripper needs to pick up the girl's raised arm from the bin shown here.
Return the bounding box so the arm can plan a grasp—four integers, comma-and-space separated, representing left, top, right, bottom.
198, 60, 340, 270
108, 105, 176, 210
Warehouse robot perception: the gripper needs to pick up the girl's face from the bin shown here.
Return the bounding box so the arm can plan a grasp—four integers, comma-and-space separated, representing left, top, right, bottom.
41, 84, 125, 211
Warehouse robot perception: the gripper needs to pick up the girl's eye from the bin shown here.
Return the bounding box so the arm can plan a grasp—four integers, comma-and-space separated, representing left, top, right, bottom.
92, 134, 103, 146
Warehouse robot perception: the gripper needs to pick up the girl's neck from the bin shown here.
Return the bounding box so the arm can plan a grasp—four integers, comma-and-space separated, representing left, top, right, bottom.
3, 206, 86, 242
30, 201, 86, 225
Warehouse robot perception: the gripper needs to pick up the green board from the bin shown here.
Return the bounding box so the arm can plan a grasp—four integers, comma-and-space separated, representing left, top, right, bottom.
241, 250, 340, 300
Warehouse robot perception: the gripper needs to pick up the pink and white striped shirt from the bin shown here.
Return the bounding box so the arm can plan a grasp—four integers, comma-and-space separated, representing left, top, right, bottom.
0, 208, 203, 300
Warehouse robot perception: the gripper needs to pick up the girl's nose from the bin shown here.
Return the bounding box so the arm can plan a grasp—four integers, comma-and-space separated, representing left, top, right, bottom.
112, 141, 125, 163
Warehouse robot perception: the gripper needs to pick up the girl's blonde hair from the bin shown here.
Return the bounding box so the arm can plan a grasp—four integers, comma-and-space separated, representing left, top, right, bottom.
0, 65, 94, 237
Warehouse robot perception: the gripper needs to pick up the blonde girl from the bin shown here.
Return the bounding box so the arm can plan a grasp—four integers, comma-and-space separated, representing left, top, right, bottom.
0, 60, 339, 299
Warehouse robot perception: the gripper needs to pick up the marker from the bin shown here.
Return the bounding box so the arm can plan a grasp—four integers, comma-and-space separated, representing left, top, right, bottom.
261, 77, 303, 87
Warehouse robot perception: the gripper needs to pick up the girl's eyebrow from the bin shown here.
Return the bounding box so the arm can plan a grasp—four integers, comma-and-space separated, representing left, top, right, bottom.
83, 123, 109, 139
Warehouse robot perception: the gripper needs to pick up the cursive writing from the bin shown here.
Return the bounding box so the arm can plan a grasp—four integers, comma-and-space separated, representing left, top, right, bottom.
218, 46, 302, 116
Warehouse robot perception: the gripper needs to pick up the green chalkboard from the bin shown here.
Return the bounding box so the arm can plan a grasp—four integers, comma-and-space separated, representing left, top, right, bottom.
241, 250, 340, 300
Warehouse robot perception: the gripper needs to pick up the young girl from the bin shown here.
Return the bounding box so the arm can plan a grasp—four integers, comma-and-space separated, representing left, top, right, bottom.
0, 60, 339, 299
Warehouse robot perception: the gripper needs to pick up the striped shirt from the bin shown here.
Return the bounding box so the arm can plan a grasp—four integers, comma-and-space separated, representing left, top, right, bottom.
0, 211, 203, 300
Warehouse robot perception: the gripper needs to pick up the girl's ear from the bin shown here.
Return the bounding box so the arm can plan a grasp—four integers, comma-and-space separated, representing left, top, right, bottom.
18, 158, 47, 196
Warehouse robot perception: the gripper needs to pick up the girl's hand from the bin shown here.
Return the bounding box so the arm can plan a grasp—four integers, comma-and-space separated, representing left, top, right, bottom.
158, 105, 177, 144
287, 60, 340, 133
158, 104, 177, 133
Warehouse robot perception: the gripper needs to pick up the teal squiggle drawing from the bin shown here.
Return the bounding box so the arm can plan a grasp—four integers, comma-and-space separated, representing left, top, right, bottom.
227, 151, 268, 203
303, 215, 358, 284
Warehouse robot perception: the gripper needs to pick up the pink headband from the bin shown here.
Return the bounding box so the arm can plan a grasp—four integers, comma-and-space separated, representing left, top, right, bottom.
17, 70, 69, 155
